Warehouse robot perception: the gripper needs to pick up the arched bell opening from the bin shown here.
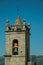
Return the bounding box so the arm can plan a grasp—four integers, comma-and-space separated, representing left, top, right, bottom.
12, 39, 18, 55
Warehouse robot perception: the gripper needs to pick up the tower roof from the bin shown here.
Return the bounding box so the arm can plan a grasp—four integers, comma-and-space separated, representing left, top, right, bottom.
14, 16, 23, 25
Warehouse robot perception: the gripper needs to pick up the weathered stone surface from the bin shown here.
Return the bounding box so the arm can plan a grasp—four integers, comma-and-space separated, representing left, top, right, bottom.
5, 16, 30, 65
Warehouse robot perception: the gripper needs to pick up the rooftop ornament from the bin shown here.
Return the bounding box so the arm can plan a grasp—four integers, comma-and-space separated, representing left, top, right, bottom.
6, 19, 9, 26
23, 19, 26, 25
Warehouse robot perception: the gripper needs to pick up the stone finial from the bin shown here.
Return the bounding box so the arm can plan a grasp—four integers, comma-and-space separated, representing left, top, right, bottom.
6, 19, 9, 26
23, 19, 26, 25
6, 19, 9, 31
14, 26, 17, 31
28, 23, 30, 29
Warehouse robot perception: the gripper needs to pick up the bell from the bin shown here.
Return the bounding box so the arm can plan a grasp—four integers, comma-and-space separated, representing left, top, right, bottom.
14, 48, 18, 52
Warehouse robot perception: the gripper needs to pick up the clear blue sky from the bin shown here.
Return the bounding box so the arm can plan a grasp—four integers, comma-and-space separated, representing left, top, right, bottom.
0, 0, 43, 56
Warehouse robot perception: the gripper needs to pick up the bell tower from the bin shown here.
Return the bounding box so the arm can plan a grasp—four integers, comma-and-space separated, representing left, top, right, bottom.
4, 16, 30, 65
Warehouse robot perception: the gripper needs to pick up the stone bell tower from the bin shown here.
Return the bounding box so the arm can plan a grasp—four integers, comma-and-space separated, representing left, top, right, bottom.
4, 16, 30, 65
